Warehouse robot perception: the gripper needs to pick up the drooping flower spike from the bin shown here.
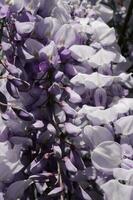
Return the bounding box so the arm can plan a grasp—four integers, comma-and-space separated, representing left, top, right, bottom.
0, 0, 132, 199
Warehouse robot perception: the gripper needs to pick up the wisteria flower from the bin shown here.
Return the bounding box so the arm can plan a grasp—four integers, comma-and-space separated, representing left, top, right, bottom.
0, 0, 132, 199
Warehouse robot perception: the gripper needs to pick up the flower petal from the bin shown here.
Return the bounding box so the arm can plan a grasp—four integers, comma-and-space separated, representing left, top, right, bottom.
91, 141, 122, 174
101, 180, 133, 200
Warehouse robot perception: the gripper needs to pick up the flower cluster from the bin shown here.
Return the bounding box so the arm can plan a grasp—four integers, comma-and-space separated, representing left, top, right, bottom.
0, 0, 132, 199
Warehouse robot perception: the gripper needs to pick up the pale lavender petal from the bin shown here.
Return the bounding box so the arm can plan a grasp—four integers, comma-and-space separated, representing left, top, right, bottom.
65, 87, 82, 103
90, 19, 116, 46
48, 187, 63, 197
61, 101, 77, 117
53, 145, 62, 158
101, 180, 133, 200
15, 21, 35, 35
94, 88, 107, 107
54, 24, 78, 48
5, 179, 33, 200
83, 125, 113, 148
91, 141, 122, 174
69, 45, 96, 62
64, 156, 78, 173
65, 122, 81, 136
114, 116, 133, 136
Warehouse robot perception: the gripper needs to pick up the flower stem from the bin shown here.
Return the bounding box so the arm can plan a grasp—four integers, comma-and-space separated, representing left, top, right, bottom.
57, 162, 64, 200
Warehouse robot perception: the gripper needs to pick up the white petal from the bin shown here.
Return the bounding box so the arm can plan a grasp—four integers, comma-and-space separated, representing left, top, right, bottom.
15, 21, 35, 35
71, 72, 121, 89
39, 41, 59, 64
87, 98, 133, 125
114, 116, 133, 136
88, 48, 125, 68
90, 20, 116, 45
0, 141, 23, 182
91, 141, 122, 174
94, 4, 113, 23
52, 5, 70, 24
113, 168, 133, 182
101, 180, 133, 200
78, 105, 104, 116
87, 107, 117, 125
69, 45, 96, 62
112, 98, 133, 114
83, 125, 113, 148
54, 24, 77, 48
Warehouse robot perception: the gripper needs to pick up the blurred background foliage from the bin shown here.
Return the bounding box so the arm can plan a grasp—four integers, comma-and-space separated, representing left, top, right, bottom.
99, 0, 133, 71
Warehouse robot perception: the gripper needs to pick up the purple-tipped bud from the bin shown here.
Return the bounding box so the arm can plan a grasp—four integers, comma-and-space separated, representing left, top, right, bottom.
65, 87, 82, 103
94, 88, 107, 107
8, 76, 30, 91
48, 83, 61, 95
64, 156, 78, 173
54, 71, 64, 82
60, 48, 71, 62
65, 122, 81, 136
38, 61, 49, 73
0, 91, 7, 113
61, 101, 77, 117
53, 145, 62, 158
6, 81, 19, 99
0, 5, 9, 19
112, 83, 123, 97
64, 63, 77, 77
5, 62, 22, 77
12, 107, 34, 121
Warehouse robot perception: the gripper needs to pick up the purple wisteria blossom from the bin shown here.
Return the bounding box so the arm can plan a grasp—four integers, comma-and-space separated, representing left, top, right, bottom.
0, 0, 132, 200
